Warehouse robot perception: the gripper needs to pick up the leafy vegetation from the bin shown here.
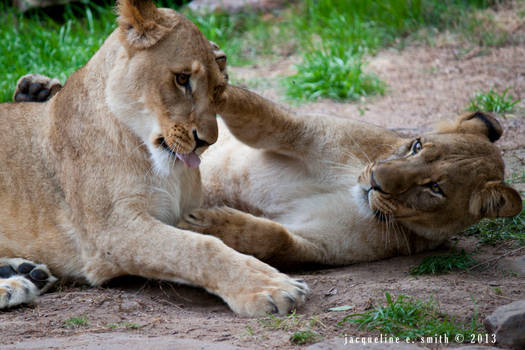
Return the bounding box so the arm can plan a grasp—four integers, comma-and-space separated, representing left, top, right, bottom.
64, 315, 88, 328
285, 51, 385, 101
289, 330, 320, 345
467, 87, 521, 113
341, 293, 482, 340
410, 249, 477, 275
464, 202, 525, 246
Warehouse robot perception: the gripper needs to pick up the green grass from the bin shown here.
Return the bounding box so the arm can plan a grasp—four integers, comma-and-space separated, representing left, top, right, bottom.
64, 315, 88, 328
467, 87, 521, 114
107, 321, 141, 329
0, 2, 116, 103
283, 0, 496, 101
259, 311, 301, 331
0, 2, 276, 102
0, 0, 503, 103
464, 202, 525, 246
341, 293, 482, 340
285, 51, 385, 101
410, 249, 477, 275
289, 330, 320, 345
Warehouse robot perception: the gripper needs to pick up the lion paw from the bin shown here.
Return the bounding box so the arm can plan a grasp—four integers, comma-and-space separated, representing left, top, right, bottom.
13, 74, 62, 102
223, 257, 309, 317
0, 258, 57, 309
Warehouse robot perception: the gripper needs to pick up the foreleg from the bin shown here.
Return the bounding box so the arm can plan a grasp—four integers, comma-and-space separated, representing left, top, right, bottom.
178, 206, 324, 268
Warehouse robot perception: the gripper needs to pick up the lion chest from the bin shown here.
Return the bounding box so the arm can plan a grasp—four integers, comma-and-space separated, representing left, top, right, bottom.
146, 165, 202, 226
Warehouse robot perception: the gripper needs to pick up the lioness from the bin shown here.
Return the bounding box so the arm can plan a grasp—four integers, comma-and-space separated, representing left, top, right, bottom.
0, 0, 308, 316
8, 22, 523, 307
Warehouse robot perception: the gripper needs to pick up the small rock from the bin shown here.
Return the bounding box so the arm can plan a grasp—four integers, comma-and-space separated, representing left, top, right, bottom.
484, 299, 525, 349
188, 0, 293, 14
498, 256, 525, 277
120, 300, 141, 313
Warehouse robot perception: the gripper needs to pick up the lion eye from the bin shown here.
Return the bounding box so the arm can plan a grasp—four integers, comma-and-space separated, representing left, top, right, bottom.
175, 73, 190, 86
428, 182, 443, 195
411, 140, 422, 154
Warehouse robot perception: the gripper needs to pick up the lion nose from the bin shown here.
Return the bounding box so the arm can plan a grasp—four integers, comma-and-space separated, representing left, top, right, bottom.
193, 130, 210, 150
371, 171, 388, 194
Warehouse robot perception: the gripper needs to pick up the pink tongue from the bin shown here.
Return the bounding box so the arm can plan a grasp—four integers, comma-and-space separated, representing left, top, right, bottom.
176, 152, 201, 168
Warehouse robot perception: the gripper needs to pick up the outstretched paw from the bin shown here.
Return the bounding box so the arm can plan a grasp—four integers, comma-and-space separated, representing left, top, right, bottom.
223, 256, 309, 317
0, 258, 57, 309
13, 74, 62, 102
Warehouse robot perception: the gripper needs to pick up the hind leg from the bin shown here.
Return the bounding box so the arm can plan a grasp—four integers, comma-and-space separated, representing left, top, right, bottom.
0, 258, 57, 308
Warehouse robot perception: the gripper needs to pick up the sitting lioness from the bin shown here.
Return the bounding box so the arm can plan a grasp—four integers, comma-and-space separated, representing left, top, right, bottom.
0, 0, 308, 316
8, 25, 523, 306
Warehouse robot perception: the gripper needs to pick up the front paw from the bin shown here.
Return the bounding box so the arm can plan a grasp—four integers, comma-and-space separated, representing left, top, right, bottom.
221, 257, 309, 317
178, 207, 228, 231
13, 74, 62, 102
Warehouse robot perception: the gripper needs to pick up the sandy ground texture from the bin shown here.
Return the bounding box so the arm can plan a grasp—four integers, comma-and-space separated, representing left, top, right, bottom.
2, 4, 525, 350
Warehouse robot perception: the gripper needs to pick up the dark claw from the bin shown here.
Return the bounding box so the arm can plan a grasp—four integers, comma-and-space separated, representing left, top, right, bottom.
17, 262, 35, 274
0, 265, 17, 278
28, 82, 43, 96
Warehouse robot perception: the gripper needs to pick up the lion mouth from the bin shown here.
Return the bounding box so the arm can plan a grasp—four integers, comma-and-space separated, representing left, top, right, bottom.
158, 138, 201, 169
361, 186, 392, 222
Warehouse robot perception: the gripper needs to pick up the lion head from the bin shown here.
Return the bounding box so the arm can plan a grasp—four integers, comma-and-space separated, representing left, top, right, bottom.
105, 0, 227, 175
357, 111, 522, 241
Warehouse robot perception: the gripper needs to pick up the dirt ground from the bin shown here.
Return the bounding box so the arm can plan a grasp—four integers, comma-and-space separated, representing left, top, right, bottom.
2, 5, 525, 350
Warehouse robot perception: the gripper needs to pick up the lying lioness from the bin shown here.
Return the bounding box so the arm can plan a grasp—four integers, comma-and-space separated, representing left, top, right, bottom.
6, 6, 523, 311
0, 0, 308, 316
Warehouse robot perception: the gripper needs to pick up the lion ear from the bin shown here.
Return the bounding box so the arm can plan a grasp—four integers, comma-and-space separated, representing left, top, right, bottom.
470, 181, 522, 218
117, 0, 170, 50
436, 111, 503, 143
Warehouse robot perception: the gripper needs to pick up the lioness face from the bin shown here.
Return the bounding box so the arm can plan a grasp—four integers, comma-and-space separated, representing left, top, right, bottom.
357, 112, 522, 241
106, 8, 226, 174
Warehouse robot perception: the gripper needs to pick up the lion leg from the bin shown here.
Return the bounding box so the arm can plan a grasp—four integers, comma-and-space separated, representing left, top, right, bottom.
216, 85, 319, 158
178, 207, 323, 268
0, 258, 57, 308
13, 74, 62, 102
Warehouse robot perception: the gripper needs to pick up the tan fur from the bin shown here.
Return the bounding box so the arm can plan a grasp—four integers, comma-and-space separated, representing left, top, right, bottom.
178, 87, 522, 267
0, 0, 308, 316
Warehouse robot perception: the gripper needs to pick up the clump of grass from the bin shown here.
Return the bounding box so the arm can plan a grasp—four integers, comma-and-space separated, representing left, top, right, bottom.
107, 321, 141, 329
467, 88, 521, 114
64, 315, 88, 328
341, 293, 482, 340
410, 249, 477, 275
464, 203, 525, 246
289, 330, 320, 345
285, 51, 385, 101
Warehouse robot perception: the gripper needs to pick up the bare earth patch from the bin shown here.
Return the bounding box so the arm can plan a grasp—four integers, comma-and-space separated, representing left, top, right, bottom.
2, 11, 525, 350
